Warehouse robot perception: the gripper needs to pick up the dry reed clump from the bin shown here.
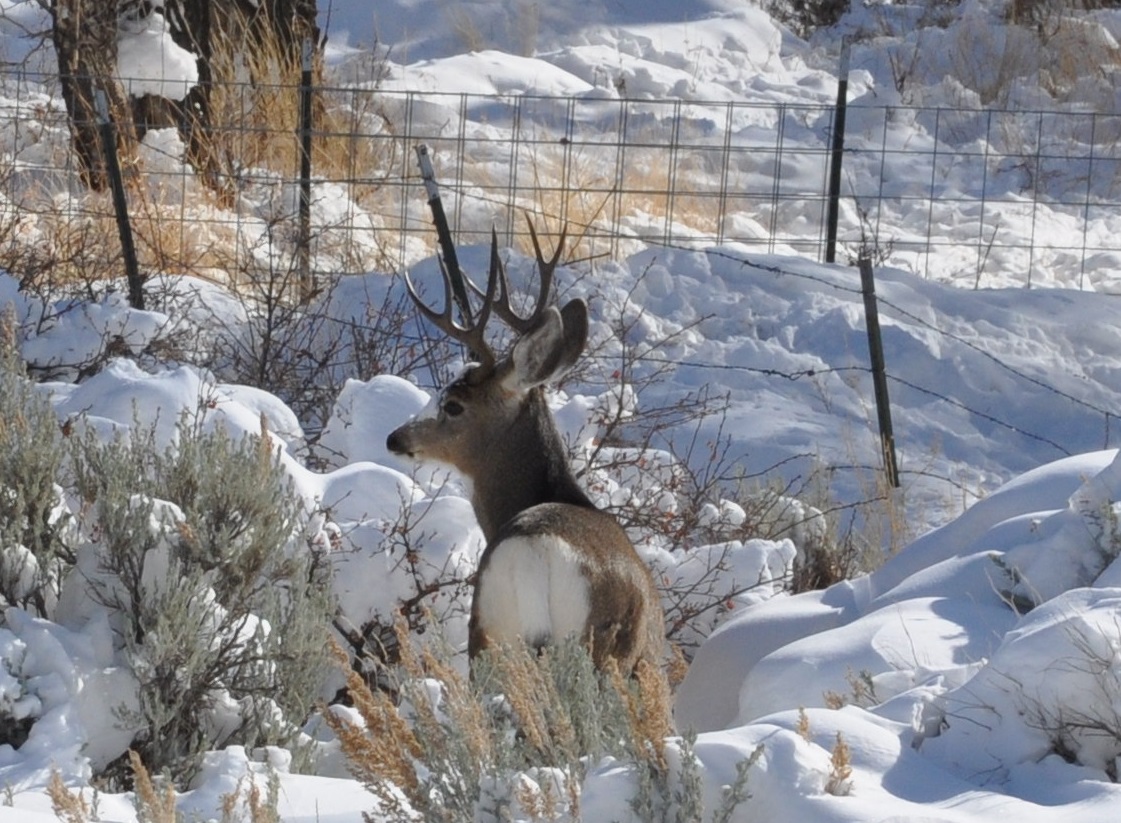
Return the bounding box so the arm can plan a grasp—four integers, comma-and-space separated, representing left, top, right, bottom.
203, 4, 395, 206
321, 640, 424, 796
607, 658, 677, 772
825, 732, 854, 796
128, 750, 178, 823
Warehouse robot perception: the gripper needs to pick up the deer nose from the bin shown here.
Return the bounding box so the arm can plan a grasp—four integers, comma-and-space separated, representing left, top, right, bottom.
386, 429, 408, 456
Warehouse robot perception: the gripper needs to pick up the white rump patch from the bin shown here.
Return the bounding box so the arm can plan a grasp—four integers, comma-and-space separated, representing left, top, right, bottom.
475, 534, 591, 648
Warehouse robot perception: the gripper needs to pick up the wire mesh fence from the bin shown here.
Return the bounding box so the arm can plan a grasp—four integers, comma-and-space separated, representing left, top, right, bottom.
3, 71, 1121, 290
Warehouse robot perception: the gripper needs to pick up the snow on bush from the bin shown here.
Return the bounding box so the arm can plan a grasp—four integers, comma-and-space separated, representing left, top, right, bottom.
920, 587, 1121, 782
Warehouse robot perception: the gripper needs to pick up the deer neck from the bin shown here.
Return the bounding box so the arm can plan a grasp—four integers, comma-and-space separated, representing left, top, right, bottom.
468, 390, 593, 542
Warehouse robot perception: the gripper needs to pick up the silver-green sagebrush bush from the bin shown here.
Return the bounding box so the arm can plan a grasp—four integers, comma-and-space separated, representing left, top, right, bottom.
0, 328, 336, 791
63, 414, 334, 786
0, 326, 74, 617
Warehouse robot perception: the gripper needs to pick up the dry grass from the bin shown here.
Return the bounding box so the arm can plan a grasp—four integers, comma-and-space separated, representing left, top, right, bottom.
10, 15, 1120, 292
43, 197, 241, 287
217, 767, 283, 823
608, 658, 676, 771
948, 10, 1121, 107
203, 6, 397, 205
796, 707, 812, 741
321, 640, 424, 797
501, 118, 724, 263
0, 42, 743, 293
823, 667, 878, 710
245, 774, 282, 823
789, 710, 853, 797
0, 2, 405, 293
129, 750, 178, 823
47, 771, 91, 823
825, 732, 854, 796
47, 752, 198, 823
325, 620, 681, 821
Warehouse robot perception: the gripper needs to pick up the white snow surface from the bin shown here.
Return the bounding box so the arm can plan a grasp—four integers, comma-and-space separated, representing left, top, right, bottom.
0, 0, 1120, 821
116, 3, 198, 100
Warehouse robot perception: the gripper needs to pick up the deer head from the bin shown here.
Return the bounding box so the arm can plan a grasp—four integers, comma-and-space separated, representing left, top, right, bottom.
386, 223, 591, 540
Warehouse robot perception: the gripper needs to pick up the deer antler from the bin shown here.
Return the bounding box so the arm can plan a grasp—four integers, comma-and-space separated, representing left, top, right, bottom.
404, 248, 500, 371
468, 218, 566, 335
407, 219, 567, 368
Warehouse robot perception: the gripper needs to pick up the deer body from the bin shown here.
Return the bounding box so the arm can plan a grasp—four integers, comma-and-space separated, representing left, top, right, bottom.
386, 228, 663, 672
477, 503, 657, 669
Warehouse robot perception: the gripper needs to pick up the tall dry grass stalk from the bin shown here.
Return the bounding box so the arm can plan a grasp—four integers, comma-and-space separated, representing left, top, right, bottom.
608, 658, 676, 772
128, 750, 178, 823
322, 640, 424, 797
47, 771, 91, 823
825, 732, 854, 796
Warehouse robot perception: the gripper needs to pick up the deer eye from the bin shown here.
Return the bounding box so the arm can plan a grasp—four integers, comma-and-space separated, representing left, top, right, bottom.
442, 399, 465, 417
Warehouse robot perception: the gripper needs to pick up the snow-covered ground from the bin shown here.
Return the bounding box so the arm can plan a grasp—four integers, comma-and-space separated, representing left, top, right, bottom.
0, 0, 1120, 821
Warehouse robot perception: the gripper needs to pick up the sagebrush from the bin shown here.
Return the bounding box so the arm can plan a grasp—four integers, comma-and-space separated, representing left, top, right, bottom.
67, 413, 334, 786
324, 625, 759, 822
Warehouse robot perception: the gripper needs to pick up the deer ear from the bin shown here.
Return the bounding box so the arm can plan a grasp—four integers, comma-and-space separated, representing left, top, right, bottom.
555, 298, 588, 373
507, 299, 588, 390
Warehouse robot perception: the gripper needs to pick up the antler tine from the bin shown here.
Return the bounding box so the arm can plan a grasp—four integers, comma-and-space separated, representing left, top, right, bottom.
464, 234, 505, 353
460, 227, 522, 332
460, 221, 566, 335
471, 219, 565, 335
404, 259, 497, 370
518, 218, 565, 332
526, 216, 565, 286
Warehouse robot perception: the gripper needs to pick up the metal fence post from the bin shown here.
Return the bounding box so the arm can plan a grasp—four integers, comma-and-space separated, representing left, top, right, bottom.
859, 254, 900, 488
297, 36, 314, 297
94, 88, 143, 311
416, 144, 470, 325
824, 40, 851, 265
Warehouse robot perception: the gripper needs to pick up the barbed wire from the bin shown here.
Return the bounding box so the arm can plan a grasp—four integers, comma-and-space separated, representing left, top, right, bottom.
301, 206, 1113, 460
874, 294, 1115, 420
886, 374, 1071, 455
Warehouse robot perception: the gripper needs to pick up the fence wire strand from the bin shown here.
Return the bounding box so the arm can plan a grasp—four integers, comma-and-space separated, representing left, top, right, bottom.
1, 73, 1117, 461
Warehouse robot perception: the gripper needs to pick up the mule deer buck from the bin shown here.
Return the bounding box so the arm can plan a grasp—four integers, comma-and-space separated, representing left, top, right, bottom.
386, 225, 664, 673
